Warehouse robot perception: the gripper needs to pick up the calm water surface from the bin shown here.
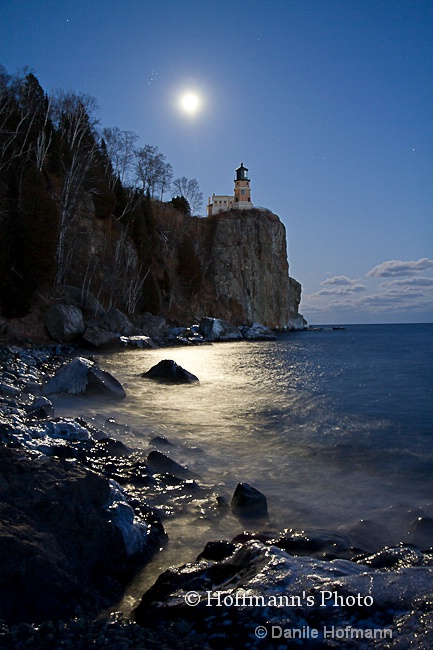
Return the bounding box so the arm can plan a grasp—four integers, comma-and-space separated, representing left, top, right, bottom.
57, 323, 433, 610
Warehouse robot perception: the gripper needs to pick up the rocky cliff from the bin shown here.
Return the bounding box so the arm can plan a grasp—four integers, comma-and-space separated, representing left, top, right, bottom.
144, 205, 304, 329
1, 199, 304, 338
203, 210, 303, 328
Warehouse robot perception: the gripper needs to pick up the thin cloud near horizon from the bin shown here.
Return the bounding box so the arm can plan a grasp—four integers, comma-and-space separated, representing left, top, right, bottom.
302, 258, 433, 320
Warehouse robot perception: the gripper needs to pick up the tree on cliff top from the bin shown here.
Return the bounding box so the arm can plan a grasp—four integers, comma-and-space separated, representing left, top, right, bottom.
172, 176, 203, 215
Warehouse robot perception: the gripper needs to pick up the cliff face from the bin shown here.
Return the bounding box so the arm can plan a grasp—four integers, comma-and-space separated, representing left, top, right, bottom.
148, 206, 304, 329
204, 210, 301, 328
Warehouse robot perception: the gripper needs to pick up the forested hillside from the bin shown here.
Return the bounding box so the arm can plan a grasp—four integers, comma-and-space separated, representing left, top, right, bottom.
0, 66, 204, 319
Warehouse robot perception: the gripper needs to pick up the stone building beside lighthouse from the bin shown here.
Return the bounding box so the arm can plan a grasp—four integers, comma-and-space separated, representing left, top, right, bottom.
207, 163, 253, 216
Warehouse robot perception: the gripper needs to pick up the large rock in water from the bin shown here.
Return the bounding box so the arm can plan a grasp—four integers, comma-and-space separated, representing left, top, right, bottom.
0, 446, 164, 625
199, 317, 243, 342
43, 357, 126, 399
44, 304, 85, 342
230, 482, 268, 518
142, 360, 199, 384
147, 450, 192, 479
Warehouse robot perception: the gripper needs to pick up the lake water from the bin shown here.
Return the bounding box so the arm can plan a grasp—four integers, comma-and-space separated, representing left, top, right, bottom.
58, 323, 433, 611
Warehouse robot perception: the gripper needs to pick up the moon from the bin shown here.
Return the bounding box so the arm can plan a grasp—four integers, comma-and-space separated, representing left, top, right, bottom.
179, 92, 201, 115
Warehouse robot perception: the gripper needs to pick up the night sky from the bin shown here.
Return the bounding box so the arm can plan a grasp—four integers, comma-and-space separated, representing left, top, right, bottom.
1, 0, 432, 323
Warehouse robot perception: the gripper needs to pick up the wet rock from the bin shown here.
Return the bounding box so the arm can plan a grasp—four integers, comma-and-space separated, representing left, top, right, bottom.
0, 382, 20, 399
133, 538, 433, 648
94, 437, 132, 458
196, 540, 238, 562
42, 357, 126, 400
147, 450, 193, 480
355, 545, 430, 570
44, 304, 85, 343
409, 516, 433, 550
25, 396, 54, 420
230, 482, 268, 518
199, 317, 243, 342
142, 360, 199, 384
271, 528, 359, 560
120, 335, 158, 349
0, 446, 164, 625
150, 435, 175, 448
241, 322, 277, 340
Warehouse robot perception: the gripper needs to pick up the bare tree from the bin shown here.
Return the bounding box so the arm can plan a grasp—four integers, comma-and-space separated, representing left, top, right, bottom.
157, 161, 173, 200
50, 89, 99, 284
135, 144, 173, 199
172, 176, 203, 215
102, 126, 138, 186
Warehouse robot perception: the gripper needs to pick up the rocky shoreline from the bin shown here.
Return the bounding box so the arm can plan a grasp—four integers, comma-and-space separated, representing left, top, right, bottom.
1, 343, 433, 649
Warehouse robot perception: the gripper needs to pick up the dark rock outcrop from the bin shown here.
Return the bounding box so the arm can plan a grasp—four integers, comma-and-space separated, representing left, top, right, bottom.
133, 538, 433, 648
103, 307, 139, 336
147, 450, 193, 479
230, 482, 268, 518
0, 446, 164, 625
132, 312, 169, 338
44, 304, 85, 342
42, 357, 126, 399
82, 327, 121, 349
142, 360, 199, 384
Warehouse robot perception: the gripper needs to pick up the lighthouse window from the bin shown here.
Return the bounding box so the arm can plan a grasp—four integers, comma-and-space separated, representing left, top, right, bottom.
241, 190, 244, 195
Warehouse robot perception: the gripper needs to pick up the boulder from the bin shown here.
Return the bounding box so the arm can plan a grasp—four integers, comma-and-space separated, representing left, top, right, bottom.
120, 335, 158, 349
132, 312, 169, 338
25, 396, 54, 420
103, 308, 139, 336
230, 482, 268, 518
241, 322, 277, 340
42, 357, 126, 400
147, 450, 192, 479
199, 317, 243, 342
142, 360, 199, 384
51, 285, 106, 318
409, 516, 433, 550
82, 327, 121, 349
44, 304, 85, 343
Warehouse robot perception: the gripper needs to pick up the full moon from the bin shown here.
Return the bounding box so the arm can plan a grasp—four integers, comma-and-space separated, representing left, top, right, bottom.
180, 92, 201, 115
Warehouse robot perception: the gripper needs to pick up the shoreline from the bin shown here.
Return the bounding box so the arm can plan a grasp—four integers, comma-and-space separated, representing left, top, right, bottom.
1, 342, 432, 649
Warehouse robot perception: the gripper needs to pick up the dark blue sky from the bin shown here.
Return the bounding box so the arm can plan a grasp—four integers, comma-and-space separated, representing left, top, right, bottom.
1, 0, 432, 323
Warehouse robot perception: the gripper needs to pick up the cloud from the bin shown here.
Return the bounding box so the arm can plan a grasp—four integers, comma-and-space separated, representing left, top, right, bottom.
303, 262, 433, 319
316, 276, 366, 296
366, 258, 433, 278
380, 276, 433, 289
317, 285, 366, 296
303, 289, 433, 314
321, 275, 357, 286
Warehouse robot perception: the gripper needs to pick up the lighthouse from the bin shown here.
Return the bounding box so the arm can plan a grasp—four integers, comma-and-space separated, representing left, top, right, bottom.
207, 163, 253, 216
234, 163, 251, 208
